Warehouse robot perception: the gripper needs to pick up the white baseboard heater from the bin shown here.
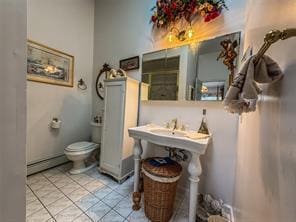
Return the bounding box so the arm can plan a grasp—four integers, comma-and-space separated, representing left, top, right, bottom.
27, 154, 69, 176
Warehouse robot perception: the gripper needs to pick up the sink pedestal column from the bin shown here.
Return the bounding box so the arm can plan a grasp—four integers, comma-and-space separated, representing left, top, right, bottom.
188, 153, 202, 222
132, 138, 143, 211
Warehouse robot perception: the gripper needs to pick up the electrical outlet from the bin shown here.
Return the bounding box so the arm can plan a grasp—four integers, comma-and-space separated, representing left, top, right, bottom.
221, 204, 234, 222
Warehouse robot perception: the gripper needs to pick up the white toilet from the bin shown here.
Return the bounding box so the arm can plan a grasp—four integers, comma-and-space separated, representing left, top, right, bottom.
65, 122, 102, 174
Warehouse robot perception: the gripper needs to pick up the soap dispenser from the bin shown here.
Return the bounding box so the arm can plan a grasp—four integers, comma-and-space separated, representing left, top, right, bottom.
198, 109, 209, 135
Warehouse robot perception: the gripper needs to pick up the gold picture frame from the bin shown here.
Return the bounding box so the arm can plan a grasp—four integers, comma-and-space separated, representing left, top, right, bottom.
27, 40, 74, 87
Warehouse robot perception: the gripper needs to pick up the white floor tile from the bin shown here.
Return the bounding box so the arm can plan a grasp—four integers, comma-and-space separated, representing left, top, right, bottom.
102, 191, 124, 208
127, 209, 149, 222
26, 185, 32, 194
26, 208, 52, 222
97, 175, 115, 186
84, 168, 98, 176
29, 179, 51, 192
27, 173, 46, 185
69, 174, 84, 181
26, 163, 189, 222
48, 174, 69, 183
39, 190, 65, 206
26, 191, 38, 204
75, 193, 100, 211
60, 182, 81, 195
46, 196, 73, 216
73, 213, 92, 222
85, 201, 111, 221
54, 204, 83, 222
93, 185, 113, 199
105, 180, 120, 190
74, 175, 95, 186
42, 168, 61, 178
68, 187, 90, 202
115, 183, 133, 197
34, 184, 58, 198
100, 209, 125, 222
52, 176, 73, 188
84, 180, 104, 192
113, 196, 133, 218
26, 199, 44, 217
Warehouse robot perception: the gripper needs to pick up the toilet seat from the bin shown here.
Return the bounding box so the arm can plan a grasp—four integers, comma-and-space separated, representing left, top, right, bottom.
65, 141, 97, 152
64, 141, 99, 175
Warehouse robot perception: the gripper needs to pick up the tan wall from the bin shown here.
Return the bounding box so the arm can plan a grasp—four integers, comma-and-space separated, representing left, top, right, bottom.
0, 0, 27, 221
27, 0, 95, 164
234, 1, 296, 221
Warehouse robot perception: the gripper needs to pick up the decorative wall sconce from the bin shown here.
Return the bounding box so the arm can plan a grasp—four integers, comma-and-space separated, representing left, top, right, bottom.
168, 26, 194, 43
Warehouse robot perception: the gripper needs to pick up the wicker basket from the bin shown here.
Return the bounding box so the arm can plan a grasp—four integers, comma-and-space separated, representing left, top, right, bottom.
142, 158, 182, 222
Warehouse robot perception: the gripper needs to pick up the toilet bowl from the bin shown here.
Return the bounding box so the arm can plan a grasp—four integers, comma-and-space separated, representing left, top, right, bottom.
65, 141, 99, 174
65, 121, 102, 174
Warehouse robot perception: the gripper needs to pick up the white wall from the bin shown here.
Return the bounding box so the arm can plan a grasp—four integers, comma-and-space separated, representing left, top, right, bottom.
0, 0, 27, 221
93, 0, 246, 205
198, 52, 228, 82
233, 1, 296, 221
27, 0, 95, 164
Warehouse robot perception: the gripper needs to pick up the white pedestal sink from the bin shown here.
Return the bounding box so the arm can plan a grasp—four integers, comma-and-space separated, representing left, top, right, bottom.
128, 124, 211, 222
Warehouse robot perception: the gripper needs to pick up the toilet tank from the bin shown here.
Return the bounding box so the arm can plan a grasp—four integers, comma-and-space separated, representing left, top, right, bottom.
91, 122, 102, 144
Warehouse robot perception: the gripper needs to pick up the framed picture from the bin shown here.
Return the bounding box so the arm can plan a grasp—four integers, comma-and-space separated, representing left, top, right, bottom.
119, 56, 139, 71
27, 40, 74, 87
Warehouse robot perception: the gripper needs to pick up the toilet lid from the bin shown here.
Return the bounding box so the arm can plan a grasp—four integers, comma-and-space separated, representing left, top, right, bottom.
66, 142, 96, 152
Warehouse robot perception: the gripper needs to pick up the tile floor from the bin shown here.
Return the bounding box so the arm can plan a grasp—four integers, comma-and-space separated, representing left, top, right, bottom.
26, 163, 189, 222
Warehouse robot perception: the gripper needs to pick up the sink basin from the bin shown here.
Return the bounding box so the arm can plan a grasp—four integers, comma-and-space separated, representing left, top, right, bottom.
150, 129, 187, 137
128, 124, 211, 154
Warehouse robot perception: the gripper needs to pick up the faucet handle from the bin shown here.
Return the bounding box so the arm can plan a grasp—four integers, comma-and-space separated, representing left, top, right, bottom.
180, 124, 186, 131
171, 118, 178, 130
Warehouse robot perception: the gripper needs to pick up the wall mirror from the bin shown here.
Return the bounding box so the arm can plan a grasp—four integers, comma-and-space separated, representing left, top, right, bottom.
141, 32, 241, 101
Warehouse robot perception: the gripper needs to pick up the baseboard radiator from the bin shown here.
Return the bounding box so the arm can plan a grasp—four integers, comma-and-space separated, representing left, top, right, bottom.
27, 154, 69, 176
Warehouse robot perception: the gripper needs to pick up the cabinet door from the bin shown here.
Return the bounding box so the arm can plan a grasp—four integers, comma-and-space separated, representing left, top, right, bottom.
100, 81, 125, 176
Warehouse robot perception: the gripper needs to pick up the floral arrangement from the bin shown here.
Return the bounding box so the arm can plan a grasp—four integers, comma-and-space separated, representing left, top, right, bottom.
151, 0, 227, 28
199, 0, 227, 22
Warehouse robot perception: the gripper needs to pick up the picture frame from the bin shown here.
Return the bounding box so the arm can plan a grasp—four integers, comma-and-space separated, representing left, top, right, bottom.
119, 56, 139, 71
27, 40, 74, 87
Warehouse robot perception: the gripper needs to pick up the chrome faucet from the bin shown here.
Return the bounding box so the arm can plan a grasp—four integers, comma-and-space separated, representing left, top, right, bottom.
165, 118, 181, 130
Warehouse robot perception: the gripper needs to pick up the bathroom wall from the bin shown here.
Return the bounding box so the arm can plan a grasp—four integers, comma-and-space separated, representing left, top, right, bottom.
0, 0, 27, 221
234, 0, 296, 221
93, 0, 246, 205
27, 0, 95, 166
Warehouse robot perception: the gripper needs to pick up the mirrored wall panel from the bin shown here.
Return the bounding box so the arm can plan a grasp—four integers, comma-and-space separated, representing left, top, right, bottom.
141, 32, 241, 101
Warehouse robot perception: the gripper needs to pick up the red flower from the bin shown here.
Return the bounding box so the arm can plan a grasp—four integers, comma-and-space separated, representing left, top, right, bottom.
151, 0, 226, 29
151, 15, 157, 23
171, 2, 177, 10
204, 14, 211, 22
164, 6, 171, 14
210, 10, 220, 20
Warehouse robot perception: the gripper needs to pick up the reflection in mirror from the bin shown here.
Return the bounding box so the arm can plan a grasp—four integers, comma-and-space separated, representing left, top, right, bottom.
194, 32, 240, 101
142, 49, 180, 100
141, 32, 241, 102
200, 81, 225, 101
